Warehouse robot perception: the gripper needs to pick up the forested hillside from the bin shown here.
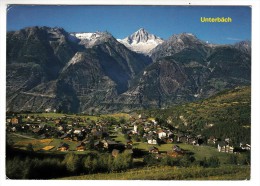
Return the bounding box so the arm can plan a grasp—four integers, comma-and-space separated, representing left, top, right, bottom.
140, 86, 251, 145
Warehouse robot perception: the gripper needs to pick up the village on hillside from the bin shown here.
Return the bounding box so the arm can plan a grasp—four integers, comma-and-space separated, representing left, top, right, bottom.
6, 112, 251, 158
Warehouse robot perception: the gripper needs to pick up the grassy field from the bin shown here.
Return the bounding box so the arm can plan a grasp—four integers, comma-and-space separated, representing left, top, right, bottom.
22, 112, 130, 121
133, 143, 231, 164
9, 133, 82, 153
58, 165, 250, 180
104, 113, 130, 120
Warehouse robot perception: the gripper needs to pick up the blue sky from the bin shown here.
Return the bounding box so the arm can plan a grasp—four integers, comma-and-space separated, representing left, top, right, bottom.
7, 5, 251, 44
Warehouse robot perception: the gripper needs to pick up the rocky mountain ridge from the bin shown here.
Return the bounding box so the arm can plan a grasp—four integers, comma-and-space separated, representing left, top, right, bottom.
117, 28, 164, 55
6, 26, 251, 114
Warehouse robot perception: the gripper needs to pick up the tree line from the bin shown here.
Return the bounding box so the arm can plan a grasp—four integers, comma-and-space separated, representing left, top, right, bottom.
6, 148, 133, 179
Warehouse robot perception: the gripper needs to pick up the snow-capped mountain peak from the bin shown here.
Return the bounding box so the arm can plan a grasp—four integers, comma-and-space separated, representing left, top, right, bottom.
117, 28, 164, 55
70, 31, 113, 48
127, 28, 154, 44
70, 32, 102, 41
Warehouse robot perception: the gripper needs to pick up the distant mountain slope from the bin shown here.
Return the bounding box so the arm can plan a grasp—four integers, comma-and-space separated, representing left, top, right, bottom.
150, 33, 210, 60
115, 34, 250, 111
6, 26, 251, 114
7, 26, 80, 79
117, 28, 164, 55
6, 26, 151, 113
6, 26, 80, 112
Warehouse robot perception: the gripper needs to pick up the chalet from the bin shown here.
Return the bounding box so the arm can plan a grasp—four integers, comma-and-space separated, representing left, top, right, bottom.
133, 124, 138, 134
167, 117, 173, 124
100, 125, 108, 133
57, 125, 64, 131
157, 130, 167, 139
126, 139, 133, 145
218, 141, 234, 153
102, 140, 113, 149
166, 137, 174, 143
228, 146, 234, 153
73, 128, 82, 134
147, 136, 157, 145
92, 129, 102, 139
151, 119, 158, 125
144, 126, 151, 132
57, 142, 69, 151
112, 149, 120, 157
126, 130, 134, 136
187, 136, 198, 145
102, 140, 121, 151
240, 143, 251, 150
76, 142, 86, 151
73, 122, 80, 127
94, 141, 103, 150
57, 124, 67, 132
225, 138, 231, 144
138, 114, 148, 121
148, 146, 159, 154
11, 126, 16, 132
32, 128, 41, 134
148, 130, 157, 135
160, 137, 169, 144
76, 132, 85, 141
60, 133, 72, 140
177, 134, 187, 143
54, 119, 62, 125
167, 131, 174, 138
207, 136, 218, 144
45, 108, 52, 113
39, 124, 46, 129
167, 150, 184, 158
11, 117, 22, 125
6, 118, 11, 123
218, 141, 227, 152
21, 125, 30, 131
125, 139, 133, 149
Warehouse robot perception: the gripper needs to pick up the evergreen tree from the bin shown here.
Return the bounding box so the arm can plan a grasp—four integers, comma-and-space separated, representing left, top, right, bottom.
63, 152, 81, 173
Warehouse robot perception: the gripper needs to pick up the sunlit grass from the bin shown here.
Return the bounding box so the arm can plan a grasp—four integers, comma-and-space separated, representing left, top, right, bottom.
58, 165, 250, 180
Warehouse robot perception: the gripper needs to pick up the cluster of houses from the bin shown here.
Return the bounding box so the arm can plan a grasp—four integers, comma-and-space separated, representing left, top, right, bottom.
217, 140, 234, 153
6, 114, 134, 154
146, 144, 185, 160
128, 114, 204, 147
6, 114, 251, 155
208, 137, 251, 153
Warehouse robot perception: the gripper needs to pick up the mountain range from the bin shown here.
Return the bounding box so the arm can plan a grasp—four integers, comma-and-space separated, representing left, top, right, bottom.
6, 26, 251, 114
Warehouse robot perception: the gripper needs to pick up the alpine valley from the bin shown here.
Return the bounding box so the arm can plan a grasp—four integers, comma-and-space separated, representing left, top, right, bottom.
6, 26, 251, 114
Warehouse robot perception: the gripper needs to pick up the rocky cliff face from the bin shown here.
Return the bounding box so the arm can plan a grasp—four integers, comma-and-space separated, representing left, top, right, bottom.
6, 26, 151, 113
6, 26, 80, 112
7, 26, 80, 79
234, 40, 251, 55
150, 33, 210, 61
6, 27, 251, 113
115, 35, 251, 110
